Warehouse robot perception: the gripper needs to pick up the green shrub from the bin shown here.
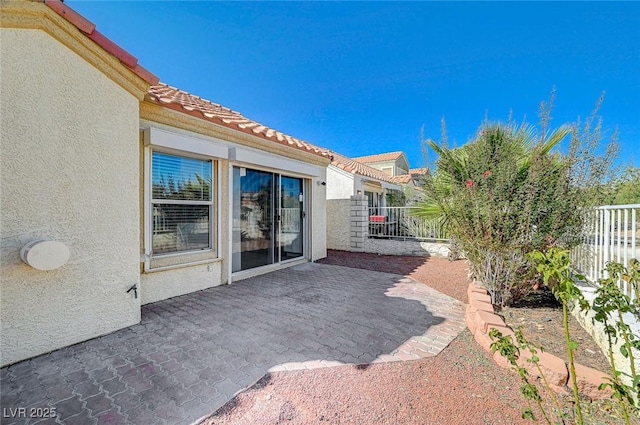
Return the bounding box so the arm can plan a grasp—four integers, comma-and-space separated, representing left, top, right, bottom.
417, 96, 618, 306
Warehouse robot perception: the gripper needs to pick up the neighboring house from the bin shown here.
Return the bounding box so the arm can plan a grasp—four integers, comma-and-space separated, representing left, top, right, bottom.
354, 152, 428, 189
0, 1, 330, 366
408, 168, 429, 187
353, 151, 410, 177
327, 153, 401, 209
325, 153, 402, 250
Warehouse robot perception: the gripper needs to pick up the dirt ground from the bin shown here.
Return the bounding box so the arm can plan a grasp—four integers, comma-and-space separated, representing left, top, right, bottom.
200, 251, 628, 425
500, 293, 611, 373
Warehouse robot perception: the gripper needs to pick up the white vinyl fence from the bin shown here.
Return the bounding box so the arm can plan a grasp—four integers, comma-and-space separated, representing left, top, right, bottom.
571, 204, 640, 299
367, 206, 449, 241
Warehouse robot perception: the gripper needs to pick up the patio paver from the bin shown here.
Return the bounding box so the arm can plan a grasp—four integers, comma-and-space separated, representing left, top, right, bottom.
1, 263, 465, 425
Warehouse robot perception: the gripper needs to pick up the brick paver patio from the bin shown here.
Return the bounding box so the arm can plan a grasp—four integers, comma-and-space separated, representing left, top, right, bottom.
1, 263, 465, 425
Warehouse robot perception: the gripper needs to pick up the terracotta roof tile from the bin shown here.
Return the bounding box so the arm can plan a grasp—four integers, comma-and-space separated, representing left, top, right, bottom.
147, 84, 330, 159
330, 153, 398, 184
389, 174, 413, 184
353, 151, 405, 164
44, 0, 159, 85
45, 0, 96, 34
409, 168, 429, 175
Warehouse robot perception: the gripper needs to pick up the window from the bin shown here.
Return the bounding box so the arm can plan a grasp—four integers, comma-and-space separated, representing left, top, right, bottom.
151, 151, 214, 255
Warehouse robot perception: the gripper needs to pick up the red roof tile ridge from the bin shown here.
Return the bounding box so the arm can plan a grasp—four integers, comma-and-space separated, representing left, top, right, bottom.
146, 83, 330, 158
45, 0, 96, 34
353, 151, 405, 163
151, 83, 234, 113
44, 0, 159, 85
329, 152, 399, 184
390, 174, 413, 184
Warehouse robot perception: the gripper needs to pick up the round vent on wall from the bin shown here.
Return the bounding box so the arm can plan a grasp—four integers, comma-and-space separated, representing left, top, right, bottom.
20, 239, 70, 271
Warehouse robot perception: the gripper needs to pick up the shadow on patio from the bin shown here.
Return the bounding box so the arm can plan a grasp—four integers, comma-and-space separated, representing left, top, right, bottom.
0, 263, 465, 425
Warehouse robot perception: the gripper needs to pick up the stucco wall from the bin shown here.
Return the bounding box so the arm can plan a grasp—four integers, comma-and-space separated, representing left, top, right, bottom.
312, 167, 328, 261
141, 261, 222, 305
326, 200, 351, 251
326, 166, 355, 200
0, 29, 141, 365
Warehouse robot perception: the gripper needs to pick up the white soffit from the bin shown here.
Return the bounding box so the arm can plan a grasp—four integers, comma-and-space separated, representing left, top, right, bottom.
229, 147, 321, 177
145, 127, 229, 158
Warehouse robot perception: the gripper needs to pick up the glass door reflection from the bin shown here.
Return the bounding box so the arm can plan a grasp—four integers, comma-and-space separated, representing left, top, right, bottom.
232, 167, 305, 273
232, 167, 274, 272
279, 176, 304, 261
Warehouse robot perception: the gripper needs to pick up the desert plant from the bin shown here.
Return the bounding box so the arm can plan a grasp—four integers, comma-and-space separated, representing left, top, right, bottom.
417, 94, 618, 306
490, 327, 568, 424
492, 250, 639, 424
529, 248, 589, 424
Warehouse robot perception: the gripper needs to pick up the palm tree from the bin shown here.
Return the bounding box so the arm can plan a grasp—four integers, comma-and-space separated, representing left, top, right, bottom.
415, 122, 571, 306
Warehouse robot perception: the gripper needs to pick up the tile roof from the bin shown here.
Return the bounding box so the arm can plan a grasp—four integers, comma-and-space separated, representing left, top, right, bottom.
44, 0, 158, 85
146, 84, 330, 158
389, 174, 413, 184
410, 168, 429, 177
330, 153, 398, 184
353, 151, 405, 164
410, 168, 428, 174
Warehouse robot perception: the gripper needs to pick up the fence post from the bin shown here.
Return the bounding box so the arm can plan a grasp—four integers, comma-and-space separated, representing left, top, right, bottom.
350, 195, 368, 252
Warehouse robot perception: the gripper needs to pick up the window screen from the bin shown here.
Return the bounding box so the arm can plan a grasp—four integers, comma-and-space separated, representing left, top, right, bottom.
151, 152, 213, 255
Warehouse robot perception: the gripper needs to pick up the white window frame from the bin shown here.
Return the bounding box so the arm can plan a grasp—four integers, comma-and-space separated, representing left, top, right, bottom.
148, 148, 216, 258
143, 127, 227, 270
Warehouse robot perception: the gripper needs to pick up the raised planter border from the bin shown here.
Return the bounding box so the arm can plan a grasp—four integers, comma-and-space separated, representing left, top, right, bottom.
466, 282, 612, 401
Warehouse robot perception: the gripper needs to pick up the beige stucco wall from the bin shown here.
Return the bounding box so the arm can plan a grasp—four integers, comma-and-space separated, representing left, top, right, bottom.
141, 261, 223, 305
368, 160, 397, 175
326, 200, 351, 251
367, 159, 408, 177
0, 28, 142, 366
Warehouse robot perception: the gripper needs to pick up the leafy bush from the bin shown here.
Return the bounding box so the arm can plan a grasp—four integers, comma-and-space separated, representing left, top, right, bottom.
417, 96, 618, 306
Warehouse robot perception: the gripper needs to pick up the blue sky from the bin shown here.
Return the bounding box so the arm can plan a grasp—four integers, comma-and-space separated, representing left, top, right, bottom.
68, 1, 640, 169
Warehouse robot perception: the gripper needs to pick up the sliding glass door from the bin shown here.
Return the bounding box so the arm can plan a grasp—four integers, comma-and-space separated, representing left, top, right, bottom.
232, 167, 305, 273
279, 176, 304, 261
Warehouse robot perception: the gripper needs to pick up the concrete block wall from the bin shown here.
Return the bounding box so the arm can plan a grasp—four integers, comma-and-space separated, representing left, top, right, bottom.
345, 194, 451, 257
364, 238, 450, 258
350, 195, 368, 252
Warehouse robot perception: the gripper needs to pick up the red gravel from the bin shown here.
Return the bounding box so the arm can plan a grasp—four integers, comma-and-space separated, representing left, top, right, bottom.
318, 250, 470, 303
202, 330, 532, 425
200, 251, 621, 424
